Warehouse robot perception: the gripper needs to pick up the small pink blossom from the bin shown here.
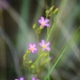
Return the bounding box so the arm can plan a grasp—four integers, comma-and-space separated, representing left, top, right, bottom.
32, 77, 36, 80
32, 77, 39, 80
38, 16, 50, 28
15, 77, 24, 80
28, 44, 37, 53
39, 39, 50, 51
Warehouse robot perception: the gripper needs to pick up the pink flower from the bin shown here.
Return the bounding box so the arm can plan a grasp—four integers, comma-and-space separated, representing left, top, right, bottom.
38, 16, 50, 28
32, 77, 39, 80
15, 77, 24, 80
28, 44, 37, 53
32, 77, 36, 80
39, 39, 50, 51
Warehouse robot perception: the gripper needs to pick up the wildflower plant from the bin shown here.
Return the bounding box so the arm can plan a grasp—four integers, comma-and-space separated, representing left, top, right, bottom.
22, 6, 59, 80
0, 0, 79, 80
21, 5, 80, 80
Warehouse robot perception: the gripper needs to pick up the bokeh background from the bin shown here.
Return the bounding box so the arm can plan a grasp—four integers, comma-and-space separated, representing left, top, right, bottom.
0, 0, 80, 80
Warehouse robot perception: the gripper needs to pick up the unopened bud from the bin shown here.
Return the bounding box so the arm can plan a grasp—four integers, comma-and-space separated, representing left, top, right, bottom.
50, 6, 54, 11
53, 8, 58, 14
33, 23, 36, 29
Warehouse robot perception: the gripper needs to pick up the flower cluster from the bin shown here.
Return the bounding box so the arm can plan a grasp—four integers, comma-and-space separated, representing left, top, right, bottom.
16, 5, 58, 80
28, 39, 50, 54
28, 16, 50, 54
22, 16, 51, 75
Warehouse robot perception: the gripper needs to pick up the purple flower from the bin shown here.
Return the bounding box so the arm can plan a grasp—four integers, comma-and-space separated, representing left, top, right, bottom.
15, 77, 24, 80
28, 44, 37, 53
38, 16, 50, 28
39, 39, 50, 51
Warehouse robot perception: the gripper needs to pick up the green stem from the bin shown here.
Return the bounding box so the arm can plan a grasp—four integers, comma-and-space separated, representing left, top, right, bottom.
46, 11, 50, 80
44, 27, 80, 80
32, 51, 45, 66
46, 18, 54, 80
46, 24, 55, 41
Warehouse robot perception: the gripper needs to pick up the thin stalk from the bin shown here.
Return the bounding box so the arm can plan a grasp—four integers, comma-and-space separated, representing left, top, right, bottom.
46, 0, 54, 79
44, 27, 80, 80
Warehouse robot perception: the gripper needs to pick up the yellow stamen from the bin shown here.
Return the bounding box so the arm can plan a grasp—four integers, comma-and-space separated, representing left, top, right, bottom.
42, 44, 46, 48
30, 47, 34, 51
42, 22, 45, 25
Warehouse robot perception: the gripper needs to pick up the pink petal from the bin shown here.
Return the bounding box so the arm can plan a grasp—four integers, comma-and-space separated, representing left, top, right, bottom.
45, 24, 50, 27
41, 24, 45, 28
20, 77, 24, 80
40, 16, 44, 21
39, 43, 42, 46
29, 44, 32, 47
45, 19, 50, 23
46, 42, 50, 46
46, 47, 50, 51
38, 20, 42, 24
34, 48, 37, 51
32, 77, 36, 80
32, 50, 35, 54
28, 47, 31, 50
41, 39, 45, 44
33, 44, 36, 47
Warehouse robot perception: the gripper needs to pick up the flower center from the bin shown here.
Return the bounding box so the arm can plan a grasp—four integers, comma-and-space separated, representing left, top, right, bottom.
42, 44, 46, 48
30, 46, 34, 51
42, 22, 45, 25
